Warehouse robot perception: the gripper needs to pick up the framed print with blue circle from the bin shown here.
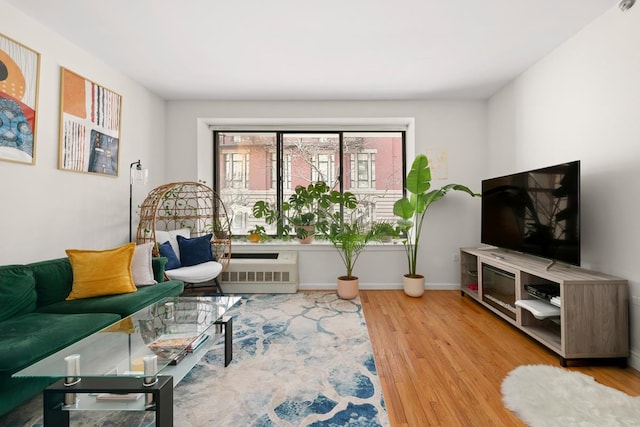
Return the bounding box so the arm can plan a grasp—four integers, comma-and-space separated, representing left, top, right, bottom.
0, 32, 40, 165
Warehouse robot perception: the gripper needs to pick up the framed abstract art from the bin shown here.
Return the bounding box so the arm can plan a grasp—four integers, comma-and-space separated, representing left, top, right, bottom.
58, 67, 122, 176
0, 32, 40, 165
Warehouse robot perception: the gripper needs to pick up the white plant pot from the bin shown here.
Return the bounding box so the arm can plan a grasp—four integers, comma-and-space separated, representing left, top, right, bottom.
403, 274, 425, 297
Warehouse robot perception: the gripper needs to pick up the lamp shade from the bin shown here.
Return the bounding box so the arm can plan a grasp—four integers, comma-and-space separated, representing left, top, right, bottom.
132, 167, 149, 185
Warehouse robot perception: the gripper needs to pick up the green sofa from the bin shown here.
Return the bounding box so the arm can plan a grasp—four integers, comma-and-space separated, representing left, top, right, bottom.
0, 256, 184, 417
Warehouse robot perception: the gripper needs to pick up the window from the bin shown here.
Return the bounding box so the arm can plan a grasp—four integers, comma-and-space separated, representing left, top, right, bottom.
351, 152, 376, 188
312, 153, 335, 184
224, 153, 249, 189
215, 131, 404, 236
271, 152, 291, 190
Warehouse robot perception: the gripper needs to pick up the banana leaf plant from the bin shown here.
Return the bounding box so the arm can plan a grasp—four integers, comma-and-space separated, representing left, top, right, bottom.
394, 154, 480, 277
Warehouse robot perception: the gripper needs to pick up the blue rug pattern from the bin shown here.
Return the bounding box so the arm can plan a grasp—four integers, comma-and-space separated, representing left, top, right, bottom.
0, 292, 389, 427
174, 292, 389, 426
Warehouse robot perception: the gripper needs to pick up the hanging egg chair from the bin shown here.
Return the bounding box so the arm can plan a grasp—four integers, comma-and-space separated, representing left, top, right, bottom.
136, 181, 231, 294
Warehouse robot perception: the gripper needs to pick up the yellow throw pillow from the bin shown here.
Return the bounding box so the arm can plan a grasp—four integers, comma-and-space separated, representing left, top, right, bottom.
65, 243, 137, 300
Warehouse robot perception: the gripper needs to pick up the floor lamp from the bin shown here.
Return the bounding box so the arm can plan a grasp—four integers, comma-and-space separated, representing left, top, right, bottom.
129, 160, 149, 242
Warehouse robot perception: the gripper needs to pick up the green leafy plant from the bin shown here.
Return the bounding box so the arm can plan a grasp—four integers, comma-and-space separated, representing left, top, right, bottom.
253, 181, 334, 240
375, 221, 400, 242
394, 154, 479, 277
319, 191, 391, 279
247, 224, 267, 242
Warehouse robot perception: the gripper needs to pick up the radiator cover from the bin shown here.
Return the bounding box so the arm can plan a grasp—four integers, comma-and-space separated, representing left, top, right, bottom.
220, 251, 298, 293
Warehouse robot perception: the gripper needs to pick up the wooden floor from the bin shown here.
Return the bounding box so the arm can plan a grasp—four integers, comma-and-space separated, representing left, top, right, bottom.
360, 290, 640, 427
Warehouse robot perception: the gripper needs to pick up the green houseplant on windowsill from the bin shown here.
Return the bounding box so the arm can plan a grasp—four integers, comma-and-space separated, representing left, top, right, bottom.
394, 154, 480, 297
252, 181, 333, 243
247, 225, 267, 243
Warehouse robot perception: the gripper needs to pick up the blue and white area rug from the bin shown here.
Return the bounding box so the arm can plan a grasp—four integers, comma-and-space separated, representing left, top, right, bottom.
0, 292, 389, 427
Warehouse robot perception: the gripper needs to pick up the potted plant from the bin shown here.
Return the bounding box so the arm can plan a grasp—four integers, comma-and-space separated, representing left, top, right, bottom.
206, 215, 231, 240
319, 191, 392, 299
247, 225, 267, 243
253, 181, 333, 243
394, 154, 479, 297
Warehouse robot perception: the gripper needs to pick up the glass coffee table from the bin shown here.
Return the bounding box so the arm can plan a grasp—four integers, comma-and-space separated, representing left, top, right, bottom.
13, 296, 241, 427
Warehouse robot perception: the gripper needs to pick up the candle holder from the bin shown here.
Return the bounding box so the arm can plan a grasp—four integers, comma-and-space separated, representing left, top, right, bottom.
63, 354, 81, 405
143, 355, 158, 406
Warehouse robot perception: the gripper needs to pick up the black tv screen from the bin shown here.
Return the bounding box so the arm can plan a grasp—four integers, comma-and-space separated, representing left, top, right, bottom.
481, 160, 580, 265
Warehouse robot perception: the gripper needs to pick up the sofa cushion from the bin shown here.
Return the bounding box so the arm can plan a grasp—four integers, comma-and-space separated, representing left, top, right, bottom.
152, 257, 168, 283
0, 266, 36, 322
177, 234, 214, 267
65, 243, 137, 300
37, 280, 184, 318
132, 242, 157, 286
0, 312, 120, 374
29, 258, 73, 307
31, 257, 168, 308
0, 375, 54, 418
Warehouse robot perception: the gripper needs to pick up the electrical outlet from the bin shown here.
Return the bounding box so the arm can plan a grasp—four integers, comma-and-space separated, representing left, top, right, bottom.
452, 252, 460, 262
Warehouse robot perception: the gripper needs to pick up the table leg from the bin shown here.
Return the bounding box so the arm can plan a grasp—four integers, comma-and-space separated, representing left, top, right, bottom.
155, 376, 174, 426
216, 315, 233, 367
43, 388, 69, 427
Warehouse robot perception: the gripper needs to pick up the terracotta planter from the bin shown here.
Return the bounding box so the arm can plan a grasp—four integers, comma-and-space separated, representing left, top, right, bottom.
296, 225, 315, 244
403, 274, 425, 297
215, 231, 229, 240
337, 276, 359, 300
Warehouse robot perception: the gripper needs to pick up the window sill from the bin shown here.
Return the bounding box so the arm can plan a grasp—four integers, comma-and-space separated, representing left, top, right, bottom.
231, 239, 405, 252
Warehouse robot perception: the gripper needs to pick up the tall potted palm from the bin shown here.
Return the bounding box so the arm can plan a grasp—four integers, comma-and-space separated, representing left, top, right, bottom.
394, 154, 479, 297
320, 191, 392, 299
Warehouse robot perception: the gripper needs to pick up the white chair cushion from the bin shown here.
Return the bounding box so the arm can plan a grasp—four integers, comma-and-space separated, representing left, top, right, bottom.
164, 261, 223, 283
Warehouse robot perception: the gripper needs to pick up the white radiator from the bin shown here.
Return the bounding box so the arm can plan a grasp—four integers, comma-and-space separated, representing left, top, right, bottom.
220, 251, 298, 293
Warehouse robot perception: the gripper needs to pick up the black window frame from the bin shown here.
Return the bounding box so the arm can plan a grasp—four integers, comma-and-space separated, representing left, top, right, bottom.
213, 130, 406, 236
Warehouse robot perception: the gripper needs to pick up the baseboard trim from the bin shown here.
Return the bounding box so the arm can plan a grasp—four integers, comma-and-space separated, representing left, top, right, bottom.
298, 282, 459, 291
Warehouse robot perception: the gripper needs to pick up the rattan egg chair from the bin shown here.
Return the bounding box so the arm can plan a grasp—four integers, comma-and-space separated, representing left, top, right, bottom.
136, 181, 231, 294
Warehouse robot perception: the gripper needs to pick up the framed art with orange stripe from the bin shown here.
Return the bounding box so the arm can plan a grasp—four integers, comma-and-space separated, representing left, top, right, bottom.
58, 67, 122, 177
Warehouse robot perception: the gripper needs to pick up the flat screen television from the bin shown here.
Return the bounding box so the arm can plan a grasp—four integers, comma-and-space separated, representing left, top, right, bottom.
481, 160, 580, 266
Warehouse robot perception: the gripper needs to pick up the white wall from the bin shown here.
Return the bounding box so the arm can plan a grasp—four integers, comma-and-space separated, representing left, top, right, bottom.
165, 100, 486, 287
488, 5, 640, 368
0, 1, 167, 263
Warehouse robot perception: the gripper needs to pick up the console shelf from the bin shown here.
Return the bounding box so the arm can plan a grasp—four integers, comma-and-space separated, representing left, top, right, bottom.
460, 248, 629, 366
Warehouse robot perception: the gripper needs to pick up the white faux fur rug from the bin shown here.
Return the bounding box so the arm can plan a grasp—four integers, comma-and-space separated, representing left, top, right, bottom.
502, 365, 640, 427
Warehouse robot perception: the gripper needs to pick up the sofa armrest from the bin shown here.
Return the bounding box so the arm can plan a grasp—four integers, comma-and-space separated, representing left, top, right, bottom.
152, 257, 168, 283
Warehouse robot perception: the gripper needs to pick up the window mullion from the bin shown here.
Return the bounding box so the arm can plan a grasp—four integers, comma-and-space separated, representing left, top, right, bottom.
276, 132, 284, 236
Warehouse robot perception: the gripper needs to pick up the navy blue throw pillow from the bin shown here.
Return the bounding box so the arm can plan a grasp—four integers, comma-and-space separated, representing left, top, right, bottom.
158, 241, 181, 270
177, 234, 214, 267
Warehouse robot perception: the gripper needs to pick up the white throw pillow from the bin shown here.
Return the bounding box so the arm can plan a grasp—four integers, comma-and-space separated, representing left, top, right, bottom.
155, 228, 190, 259
131, 242, 157, 286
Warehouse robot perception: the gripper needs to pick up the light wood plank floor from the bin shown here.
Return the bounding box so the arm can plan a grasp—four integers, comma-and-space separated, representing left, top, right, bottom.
360, 290, 640, 427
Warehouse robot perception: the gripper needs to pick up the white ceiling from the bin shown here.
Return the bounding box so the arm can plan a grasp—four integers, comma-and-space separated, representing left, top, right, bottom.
7, 0, 618, 101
